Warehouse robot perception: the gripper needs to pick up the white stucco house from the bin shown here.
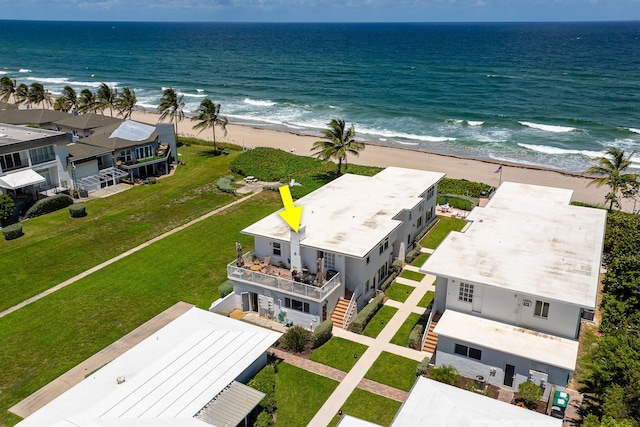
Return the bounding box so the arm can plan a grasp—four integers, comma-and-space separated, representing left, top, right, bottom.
420, 182, 606, 396
14, 307, 281, 427
223, 167, 444, 330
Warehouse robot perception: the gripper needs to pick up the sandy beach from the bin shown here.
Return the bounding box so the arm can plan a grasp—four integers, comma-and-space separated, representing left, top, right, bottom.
129, 109, 621, 210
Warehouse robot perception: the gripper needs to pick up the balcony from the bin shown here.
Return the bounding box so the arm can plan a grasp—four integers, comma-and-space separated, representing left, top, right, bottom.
227, 258, 342, 302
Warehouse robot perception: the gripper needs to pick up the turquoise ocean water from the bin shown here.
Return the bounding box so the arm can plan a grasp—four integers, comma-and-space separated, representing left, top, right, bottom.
1, 20, 639, 172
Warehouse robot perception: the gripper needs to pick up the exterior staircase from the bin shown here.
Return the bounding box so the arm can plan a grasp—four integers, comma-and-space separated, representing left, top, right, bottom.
423, 312, 442, 353
331, 298, 351, 328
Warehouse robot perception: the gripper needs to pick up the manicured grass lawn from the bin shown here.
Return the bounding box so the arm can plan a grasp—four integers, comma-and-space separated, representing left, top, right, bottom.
417, 290, 435, 308
399, 269, 425, 283
390, 312, 427, 347
365, 351, 419, 392
363, 306, 398, 338
274, 362, 339, 426
386, 282, 415, 303
0, 191, 282, 427
410, 252, 430, 267
0, 145, 242, 312
310, 337, 369, 372
420, 216, 466, 249
328, 388, 402, 427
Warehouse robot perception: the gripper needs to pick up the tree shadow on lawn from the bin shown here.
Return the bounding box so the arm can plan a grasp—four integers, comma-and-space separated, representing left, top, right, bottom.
197, 149, 226, 158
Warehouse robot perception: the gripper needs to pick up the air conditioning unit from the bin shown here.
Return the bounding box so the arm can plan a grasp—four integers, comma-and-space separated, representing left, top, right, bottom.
523, 300, 532, 307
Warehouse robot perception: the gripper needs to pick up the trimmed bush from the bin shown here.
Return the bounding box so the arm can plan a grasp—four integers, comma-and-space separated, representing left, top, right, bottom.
218, 280, 234, 298
391, 259, 403, 274
379, 272, 398, 292
430, 364, 461, 387
216, 175, 236, 194
518, 381, 543, 407
283, 325, 310, 353
262, 185, 280, 192
248, 363, 277, 413
69, 203, 87, 218
254, 411, 275, 427
312, 319, 333, 349
0, 194, 15, 221
2, 223, 23, 240
409, 324, 424, 350
25, 194, 73, 218
144, 177, 157, 184
405, 247, 422, 264
352, 293, 385, 334
416, 356, 430, 377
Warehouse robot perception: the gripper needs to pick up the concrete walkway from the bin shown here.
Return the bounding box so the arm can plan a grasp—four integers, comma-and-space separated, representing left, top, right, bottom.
307, 270, 437, 427
0, 191, 262, 319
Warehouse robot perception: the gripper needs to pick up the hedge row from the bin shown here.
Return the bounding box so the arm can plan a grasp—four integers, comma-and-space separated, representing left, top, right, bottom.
437, 195, 474, 211
312, 319, 333, 349
219, 280, 234, 298
2, 223, 23, 240
25, 194, 73, 218
380, 272, 398, 292
405, 247, 422, 264
352, 293, 385, 334
69, 204, 87, 218
409, 324, 424, 350
216, 175, 236, 194
248, 363, 277, 414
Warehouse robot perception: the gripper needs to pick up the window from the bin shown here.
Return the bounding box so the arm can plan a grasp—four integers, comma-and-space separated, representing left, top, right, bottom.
324, 252, 336, 270
458, 282, 474, 303
29, 146, 55, 165
366, 256, 370, 264
379, 244, 384, 255
121, 149, 132, 162
416, 216, 423, 228
0, 152, 23, 171
272, 242, 281, 256
454, 343, 482, 360
534, 300, 550, 318
384, 238, 389, 250
284, 297, 310, 313
427, 186, 435, 199
135, 145, 154, 160
365, 280, 370, 292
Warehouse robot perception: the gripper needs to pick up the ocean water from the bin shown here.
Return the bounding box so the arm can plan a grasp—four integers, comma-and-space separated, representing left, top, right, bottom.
1, 20, 639, 173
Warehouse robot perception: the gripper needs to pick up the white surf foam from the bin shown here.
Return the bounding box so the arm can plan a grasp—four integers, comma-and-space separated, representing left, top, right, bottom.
518, 143, 604, 158
358, 127, 456, 143
196, 89, 205, 93
19, 69, 32, 73
243, 98, 276, 107
467, 120, 484, 126
519, 121, 576, 133
629, 128, 640, 135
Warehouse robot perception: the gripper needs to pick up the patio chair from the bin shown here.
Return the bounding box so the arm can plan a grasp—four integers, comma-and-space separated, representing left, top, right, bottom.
261, 255, 271, 268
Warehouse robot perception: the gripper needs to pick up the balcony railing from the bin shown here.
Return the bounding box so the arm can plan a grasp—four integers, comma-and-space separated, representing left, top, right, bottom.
227, 261, 341, 302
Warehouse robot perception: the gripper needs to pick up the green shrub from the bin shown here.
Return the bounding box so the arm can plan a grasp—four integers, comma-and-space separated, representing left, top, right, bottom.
352, 294, 385, 334
312, 319, 333, 349
69, 203, 87, 218
409, 324, 424, 350
218, 280, 234, 298
429, 364, 461, 387
254, 410, 275, 427
262, 185, 280, 192
438, 178, 492, 198
0, 194, 15, 221
436, 195, 473, 211
146, 177, 157, 184
379, 272, 397, 292
216, 175, 236, 194
248, 363, 277, 413
25, 194, 73, 218
518, 381, 543, 407
416, 356, 430, 377
391, 259, 404, 274
466, 381, 478, 392
405, 247, 422, 263
283, 325, 310, 353
2, 223, 23, 240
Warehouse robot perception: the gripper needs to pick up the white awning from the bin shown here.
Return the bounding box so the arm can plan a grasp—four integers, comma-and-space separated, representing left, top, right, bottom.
0, 169, 46, 190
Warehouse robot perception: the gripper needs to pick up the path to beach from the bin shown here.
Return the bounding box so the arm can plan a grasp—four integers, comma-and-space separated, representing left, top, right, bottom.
131, 110, 623, 210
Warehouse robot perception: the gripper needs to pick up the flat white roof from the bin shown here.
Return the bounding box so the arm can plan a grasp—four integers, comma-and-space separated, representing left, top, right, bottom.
434, 310, 580, 371
421, 181, 606, 308
392, 377, 561, 426
242, 167, 445, 258
0, 123, 64, 147
16, 308, 281, 427
0, 169, 46, 190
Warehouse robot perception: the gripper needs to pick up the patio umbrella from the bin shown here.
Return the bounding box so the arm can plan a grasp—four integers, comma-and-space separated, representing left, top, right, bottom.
316, 257, 325, 285
444, 195, 449, 205
236, 242, 243, 267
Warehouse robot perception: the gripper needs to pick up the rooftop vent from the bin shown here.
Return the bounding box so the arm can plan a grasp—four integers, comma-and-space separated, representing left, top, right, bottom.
116, 376, 126, 384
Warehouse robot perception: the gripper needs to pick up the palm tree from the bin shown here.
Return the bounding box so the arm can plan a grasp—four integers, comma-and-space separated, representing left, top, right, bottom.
0, 76, 17, 103
77, 89, 96, 114
158, 87, 185, 135
191, 98, 228, 152
116, 87, 137, 120
27, 82, 52, 109
585, 147, 638, 211
53, 97, 69, 112
96, 83, 117, 116
311, 119, 365, 176
59, 85, 77, 112
15, 83, 29, 105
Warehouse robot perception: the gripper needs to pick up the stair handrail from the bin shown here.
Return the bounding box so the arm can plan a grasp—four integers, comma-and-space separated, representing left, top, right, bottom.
342, 287, 358, 330
421, 302, 437, 351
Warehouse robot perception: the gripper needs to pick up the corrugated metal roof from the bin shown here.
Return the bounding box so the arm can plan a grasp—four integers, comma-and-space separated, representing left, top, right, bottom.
195, 381, 265, 427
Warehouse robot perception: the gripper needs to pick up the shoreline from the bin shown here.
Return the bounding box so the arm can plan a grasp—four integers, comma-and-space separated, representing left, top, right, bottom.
129, 109, 622, 210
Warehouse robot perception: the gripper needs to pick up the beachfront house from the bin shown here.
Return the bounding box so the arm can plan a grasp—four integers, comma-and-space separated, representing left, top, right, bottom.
0, 124, 71, 209
53, 113, 123, 142
220, 167, 444, 330
420, 182, 606, 396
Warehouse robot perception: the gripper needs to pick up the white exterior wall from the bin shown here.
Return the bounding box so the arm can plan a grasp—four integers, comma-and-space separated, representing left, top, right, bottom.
445, 279, 583, 339
436, 335, 571, 397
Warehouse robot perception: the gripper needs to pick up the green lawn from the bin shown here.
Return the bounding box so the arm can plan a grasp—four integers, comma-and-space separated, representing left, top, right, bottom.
274, 362, 339, 426
399, 269, 426, 282
0, 145, 242, 312
0, 191, 282, 427
385, 282, 415, 303
417, 290, 435, 308
363, 306, 398, 338
328, 388, 402, 427
390, 312, 428, 347
420, 216, 466, 249
310, 337, 369, 372
410, 252, 430, 267
365, 351, 419, 392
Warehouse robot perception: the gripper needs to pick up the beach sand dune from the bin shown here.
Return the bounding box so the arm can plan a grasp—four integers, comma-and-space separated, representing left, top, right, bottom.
130, 109, 623, 210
